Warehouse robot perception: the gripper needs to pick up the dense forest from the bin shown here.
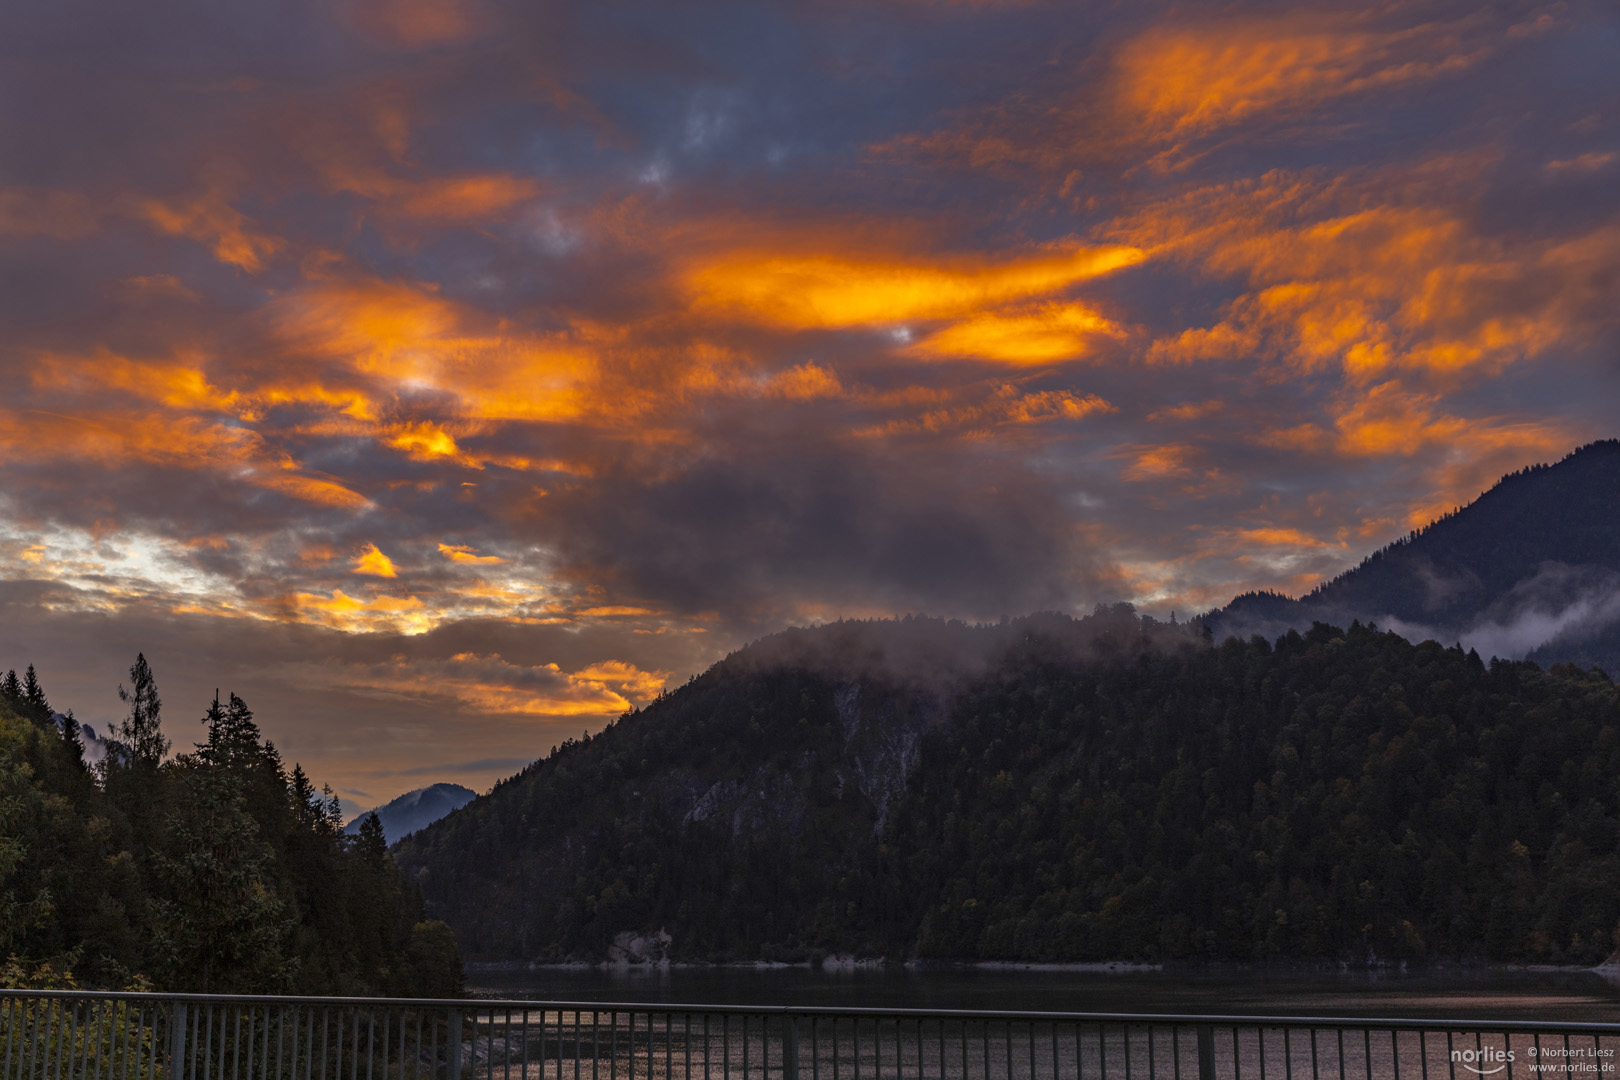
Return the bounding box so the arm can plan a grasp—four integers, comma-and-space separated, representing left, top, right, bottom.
1206, 439, 1620, 675
0, 657, 462, 994
398, 610, 1620, 966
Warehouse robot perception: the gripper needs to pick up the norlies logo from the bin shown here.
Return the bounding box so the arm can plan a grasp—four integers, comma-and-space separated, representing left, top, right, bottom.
1453, 1048, 1515, 1075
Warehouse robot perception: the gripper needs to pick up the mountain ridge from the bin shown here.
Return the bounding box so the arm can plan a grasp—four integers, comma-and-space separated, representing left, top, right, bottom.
1204, 439, 1620, 672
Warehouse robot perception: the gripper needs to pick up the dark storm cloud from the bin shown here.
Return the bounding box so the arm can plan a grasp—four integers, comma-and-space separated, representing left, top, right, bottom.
539, 421, 1122, 622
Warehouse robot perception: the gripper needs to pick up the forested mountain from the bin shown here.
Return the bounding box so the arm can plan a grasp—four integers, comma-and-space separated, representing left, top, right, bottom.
397, 610, 1620, 966
0, 659, 462, 994
345, 784, 476, 846
1206, 440, 1620, 673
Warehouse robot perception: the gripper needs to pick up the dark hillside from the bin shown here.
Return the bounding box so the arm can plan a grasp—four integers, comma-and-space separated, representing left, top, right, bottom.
398, 614, 1620, 966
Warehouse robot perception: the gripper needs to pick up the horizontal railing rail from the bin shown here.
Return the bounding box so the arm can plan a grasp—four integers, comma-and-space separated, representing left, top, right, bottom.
4, 989, 1616, 1080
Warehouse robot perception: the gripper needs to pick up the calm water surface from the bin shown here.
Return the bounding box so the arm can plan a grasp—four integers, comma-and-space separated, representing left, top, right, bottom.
467, 966, 1620, 1022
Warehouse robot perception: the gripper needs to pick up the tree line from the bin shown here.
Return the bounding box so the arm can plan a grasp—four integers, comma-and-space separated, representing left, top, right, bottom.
0, 655, 462, 994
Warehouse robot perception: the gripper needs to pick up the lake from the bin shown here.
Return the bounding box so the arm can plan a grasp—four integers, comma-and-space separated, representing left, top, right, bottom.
466, 965, 1620, 1022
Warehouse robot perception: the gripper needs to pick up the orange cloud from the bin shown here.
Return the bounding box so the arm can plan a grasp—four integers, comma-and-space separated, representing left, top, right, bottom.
292, 588, 427, 633
352, 544, 398, 577
1330, 381, 1566, 463
270, 280, 596, 423
865, 385, 1113, 438
438, 543, 504, 564
1122, 443, 1196, 482
386, 420, 461, 460
762, 362, 844, 401
685, 242, 1143, 329
1118, 169, 1620, 381
138, 188, 281, 272
302, 652, 667, 717
32, 350, 240, 413
327, 167, 541, 224
0, 407, 370, 509
1115, 14, 1490, 145
909, 302, 1123, 365
1234, 527, 1343, 550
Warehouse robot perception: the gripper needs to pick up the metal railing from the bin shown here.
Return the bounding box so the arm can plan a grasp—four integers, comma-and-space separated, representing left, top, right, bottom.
3, 991, 1617, 1080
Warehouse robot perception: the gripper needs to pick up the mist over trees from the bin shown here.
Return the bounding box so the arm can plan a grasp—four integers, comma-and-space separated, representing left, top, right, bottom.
0, 655, 462, 995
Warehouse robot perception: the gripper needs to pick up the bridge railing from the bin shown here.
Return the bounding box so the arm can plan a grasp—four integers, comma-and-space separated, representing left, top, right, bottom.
3, 990, 1616, 1080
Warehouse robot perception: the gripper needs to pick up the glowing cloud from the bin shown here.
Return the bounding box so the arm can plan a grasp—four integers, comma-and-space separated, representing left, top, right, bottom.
438, 544, 504, 564
352, 544, 399, 578
685, 243, 1144, 329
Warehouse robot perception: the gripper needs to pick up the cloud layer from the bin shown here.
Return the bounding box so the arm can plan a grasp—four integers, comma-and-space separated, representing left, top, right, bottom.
1, 0, 1616, 804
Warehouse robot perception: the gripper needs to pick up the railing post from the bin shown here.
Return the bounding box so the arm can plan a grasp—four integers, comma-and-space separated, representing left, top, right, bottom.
785, 1016, 799, 1080
446, 1009, 463, 1080
1196, 1025, 1216, 1080
171, 1003, 190, 1080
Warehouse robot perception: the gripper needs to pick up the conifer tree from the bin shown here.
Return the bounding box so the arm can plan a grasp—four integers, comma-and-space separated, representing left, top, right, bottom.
104, 654, 171, 867
115, 653, 167, 766
20, 665, 48, 722
0, 670, 17, 703
59, 710, 85, 768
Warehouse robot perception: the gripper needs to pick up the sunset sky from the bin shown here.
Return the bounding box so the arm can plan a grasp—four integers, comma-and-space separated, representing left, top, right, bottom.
2, 0, 1617, 810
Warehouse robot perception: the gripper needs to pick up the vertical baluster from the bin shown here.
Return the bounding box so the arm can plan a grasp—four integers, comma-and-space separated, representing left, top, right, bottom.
69, 997, 85, 1080
22, 997, 39, 1080
276, 1009, 288, 1080
4, 997, 17, 1080
149, 1005, 162, 1080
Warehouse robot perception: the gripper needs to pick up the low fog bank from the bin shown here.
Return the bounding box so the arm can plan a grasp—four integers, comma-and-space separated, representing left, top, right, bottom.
719, 606, 1207, 690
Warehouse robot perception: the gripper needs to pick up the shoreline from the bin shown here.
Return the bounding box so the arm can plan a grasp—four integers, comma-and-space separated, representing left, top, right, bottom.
465, 958, 1613, 977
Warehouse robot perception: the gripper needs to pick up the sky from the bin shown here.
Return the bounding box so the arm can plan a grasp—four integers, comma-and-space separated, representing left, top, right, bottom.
2, 0, 1617, 810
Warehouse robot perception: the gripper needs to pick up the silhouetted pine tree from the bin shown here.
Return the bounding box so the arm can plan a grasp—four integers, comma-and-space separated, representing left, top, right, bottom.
20, 665, 48, 721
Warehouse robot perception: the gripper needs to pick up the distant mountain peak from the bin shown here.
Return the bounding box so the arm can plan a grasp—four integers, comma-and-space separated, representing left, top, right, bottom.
344, 782, 476, 846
